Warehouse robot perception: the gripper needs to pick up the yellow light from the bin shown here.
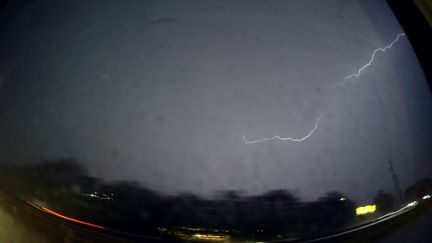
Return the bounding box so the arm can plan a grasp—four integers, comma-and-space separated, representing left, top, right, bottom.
191, 233, 230, 241
356, 204, 377, 215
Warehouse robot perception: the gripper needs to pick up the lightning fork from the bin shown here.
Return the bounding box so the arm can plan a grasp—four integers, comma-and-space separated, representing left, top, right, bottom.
243, 115, 323, 144
341, 33, 406, 85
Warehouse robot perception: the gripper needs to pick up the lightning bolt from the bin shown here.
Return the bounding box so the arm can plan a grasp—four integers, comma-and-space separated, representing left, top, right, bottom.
243, 115, 323, 144
242, 33, 405, 144
341, 33, 405, 85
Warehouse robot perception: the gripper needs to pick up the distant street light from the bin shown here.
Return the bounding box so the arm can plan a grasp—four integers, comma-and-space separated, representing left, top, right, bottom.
356, 205, 377, 216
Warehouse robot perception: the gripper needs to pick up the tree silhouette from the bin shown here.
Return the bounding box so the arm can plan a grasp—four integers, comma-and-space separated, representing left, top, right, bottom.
404, 178, 432, 201
303, 191, 356, 233
0, 158, 363, 240
373, 190, 394, 213
251, 190, 300, 233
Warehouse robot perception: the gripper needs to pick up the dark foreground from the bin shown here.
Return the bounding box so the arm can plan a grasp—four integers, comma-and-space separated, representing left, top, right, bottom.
0, 190, 431, 243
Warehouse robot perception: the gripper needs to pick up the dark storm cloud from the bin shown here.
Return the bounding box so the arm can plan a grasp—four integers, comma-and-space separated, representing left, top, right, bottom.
0, 0, 431, 203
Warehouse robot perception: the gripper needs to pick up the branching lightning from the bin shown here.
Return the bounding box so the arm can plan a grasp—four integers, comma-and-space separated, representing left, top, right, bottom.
242, 33, 405, 145
340, 33, 405, 85
243, 115, 323, 144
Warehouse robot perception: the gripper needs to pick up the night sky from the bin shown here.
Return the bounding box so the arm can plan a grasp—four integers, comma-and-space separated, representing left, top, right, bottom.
0, 0, 431, 203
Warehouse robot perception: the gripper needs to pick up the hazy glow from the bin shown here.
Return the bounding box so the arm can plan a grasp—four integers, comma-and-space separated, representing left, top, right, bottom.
243, 115, 323, 144
341, 33, 406, 85
422, 195, 431, 200
356, 205, 377, 215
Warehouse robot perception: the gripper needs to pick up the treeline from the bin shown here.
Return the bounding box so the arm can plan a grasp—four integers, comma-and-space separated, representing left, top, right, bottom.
0, 159, 430, 240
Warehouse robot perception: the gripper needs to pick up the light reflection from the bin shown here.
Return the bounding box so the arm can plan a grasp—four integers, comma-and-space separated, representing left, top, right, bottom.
422, 194, 431, 200
406, 201, 417, 207
191, 233, 230, 241
158, 227, 234, 241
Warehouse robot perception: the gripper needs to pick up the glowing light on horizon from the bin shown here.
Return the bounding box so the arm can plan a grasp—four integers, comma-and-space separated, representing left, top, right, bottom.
341, 33, 406, 85
82, 191, 113, 200
191, 233, 230, 241
243, 115, 323, 144
356, 204, 376, 216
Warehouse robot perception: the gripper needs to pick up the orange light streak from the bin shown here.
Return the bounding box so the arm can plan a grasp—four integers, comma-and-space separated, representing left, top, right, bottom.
41, 207, 106, 230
